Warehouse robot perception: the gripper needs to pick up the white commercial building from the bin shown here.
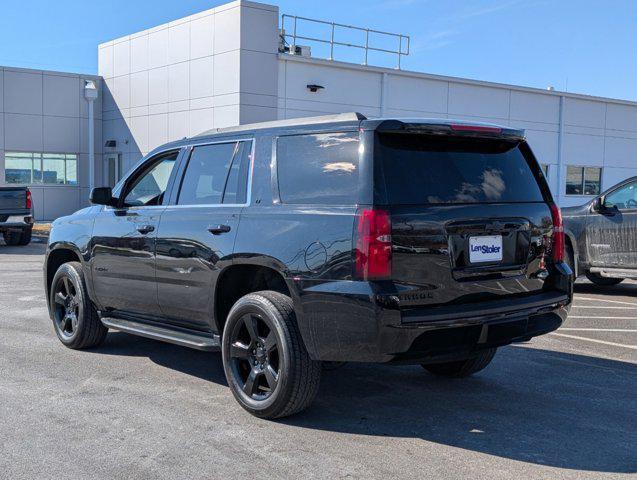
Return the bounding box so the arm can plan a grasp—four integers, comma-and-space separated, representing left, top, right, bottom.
0, 67, 101, 219
1, 0, 636, 219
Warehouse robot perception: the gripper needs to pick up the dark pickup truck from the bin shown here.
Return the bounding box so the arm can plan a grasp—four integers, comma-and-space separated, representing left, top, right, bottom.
563, 176, 637, 285
0, 187, 33, 246
44, 113, 572, 418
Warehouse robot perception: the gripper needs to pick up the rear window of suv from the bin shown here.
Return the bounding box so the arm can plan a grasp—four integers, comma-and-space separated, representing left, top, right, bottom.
376, 133, 544, 205
277, 132, 360, 205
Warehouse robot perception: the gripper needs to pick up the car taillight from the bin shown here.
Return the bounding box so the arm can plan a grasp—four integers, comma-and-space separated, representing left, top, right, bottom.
25, 189, 32, 210
549, 203, 564, 262
355, 208, 392, 280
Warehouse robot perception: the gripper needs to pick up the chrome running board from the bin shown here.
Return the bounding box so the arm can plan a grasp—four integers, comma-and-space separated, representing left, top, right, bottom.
100, 317, 220, 351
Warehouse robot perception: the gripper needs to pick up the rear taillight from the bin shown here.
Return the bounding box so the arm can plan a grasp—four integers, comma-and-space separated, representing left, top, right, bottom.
355, 208, 392, 280
549, 203, 564, 262
25, 189, 32, 211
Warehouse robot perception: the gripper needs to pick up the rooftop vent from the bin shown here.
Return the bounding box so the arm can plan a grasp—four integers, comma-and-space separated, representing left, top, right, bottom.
279, 35, 312, 58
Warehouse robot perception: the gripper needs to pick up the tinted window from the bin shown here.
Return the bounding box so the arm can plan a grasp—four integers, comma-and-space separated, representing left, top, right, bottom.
377, 133, 544, 205
124, 152, 178, 206
222, 141, 251, 204
277, 132, 360, 205
178, 142, 249, 206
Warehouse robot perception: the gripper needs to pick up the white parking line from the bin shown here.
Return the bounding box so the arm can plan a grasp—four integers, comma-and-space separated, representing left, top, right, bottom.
560, 328, 637, 332
569, 316, 637, 320
551, 333, 637, 350
575, 296, 637, 307
572, 306, 637, 310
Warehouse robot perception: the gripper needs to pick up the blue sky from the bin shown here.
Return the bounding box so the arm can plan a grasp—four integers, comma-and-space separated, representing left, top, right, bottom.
0, 0, 635, 101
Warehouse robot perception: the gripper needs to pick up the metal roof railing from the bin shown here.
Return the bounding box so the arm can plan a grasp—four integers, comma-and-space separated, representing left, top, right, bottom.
280, 14, 410, 69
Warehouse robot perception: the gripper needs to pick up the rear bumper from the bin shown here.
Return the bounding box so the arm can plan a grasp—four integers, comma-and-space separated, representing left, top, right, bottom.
295, 274, 571, 363
0, 215, 33, 229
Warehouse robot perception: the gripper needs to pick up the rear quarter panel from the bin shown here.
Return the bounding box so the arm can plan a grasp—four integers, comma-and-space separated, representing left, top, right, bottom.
233, 205, 357, 284
233, 204, 359, 359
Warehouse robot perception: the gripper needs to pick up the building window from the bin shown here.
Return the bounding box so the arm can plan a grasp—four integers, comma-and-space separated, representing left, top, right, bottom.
5, 152, 78, 185
566, 166, 602, 196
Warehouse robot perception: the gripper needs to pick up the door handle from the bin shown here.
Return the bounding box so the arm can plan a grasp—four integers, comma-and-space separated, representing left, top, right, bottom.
208, 224, 231, 235
137, 224, 155, 235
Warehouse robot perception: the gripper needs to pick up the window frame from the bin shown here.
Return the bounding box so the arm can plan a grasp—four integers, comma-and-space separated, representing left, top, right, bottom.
565, 165, 602, 197
113, 149, 182, 210
171, 138, 255, 209
4, 151, 78, 186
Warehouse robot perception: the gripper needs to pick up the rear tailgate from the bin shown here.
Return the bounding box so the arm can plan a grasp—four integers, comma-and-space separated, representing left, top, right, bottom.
0, 187, 29, 215
374, 128, 564, 319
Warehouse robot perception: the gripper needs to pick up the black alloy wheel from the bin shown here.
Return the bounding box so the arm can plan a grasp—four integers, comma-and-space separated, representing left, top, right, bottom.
221, 291, 321, 419
228, 313, 280, 400
49, 262, 108, 349
53, 275, 80, 340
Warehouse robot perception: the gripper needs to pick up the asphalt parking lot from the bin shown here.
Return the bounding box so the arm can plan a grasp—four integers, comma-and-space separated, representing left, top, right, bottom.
1, 239, 635, 480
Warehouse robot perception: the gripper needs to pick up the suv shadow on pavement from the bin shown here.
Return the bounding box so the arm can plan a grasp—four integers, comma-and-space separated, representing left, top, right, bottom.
94, 334, 635, 474
98, 332, 228, 385
574, 280, 637, 297
0, 237, 48, 256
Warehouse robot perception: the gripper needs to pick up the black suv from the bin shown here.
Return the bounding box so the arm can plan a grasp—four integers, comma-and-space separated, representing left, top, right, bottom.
45, 113, 572, 418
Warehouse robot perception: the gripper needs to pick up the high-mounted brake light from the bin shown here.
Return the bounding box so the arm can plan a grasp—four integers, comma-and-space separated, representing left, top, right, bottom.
450, 124, 502, 134
355, 208, 392, 280
25, 189, 32, 211
549, 203, 564, 262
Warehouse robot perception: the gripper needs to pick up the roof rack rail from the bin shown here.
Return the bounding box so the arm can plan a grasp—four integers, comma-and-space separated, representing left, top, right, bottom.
280, 14, 410, 69
196, 112, 367, 137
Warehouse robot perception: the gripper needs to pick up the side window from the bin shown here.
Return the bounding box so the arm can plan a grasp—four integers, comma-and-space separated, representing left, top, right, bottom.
177, 141, 250, 206
604, 181, 637, 210
123, 152, 178, 207
222, 141, 252, 205
277, 131, 360, 205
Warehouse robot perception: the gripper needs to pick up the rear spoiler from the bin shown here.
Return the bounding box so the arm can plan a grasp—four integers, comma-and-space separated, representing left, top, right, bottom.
373, 120, 525, 141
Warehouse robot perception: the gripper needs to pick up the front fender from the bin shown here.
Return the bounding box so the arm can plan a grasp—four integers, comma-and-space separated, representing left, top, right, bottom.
44, 241, 87, 317
45, 207, 98, 310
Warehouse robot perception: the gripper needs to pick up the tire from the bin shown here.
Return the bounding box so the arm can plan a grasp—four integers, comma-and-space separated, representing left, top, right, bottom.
2, 227, 32, 246
18, 227, 32, 245
3, 230, 21, 246
49, 261, 108, 349
585, 272, 623, 286
422, 348, 497, 378
221, 290, 321, 419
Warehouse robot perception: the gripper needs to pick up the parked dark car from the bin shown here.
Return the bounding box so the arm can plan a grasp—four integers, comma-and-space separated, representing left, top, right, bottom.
0, 186, 33, 246
562, 176, 637, 285
44, 113, 572, 418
